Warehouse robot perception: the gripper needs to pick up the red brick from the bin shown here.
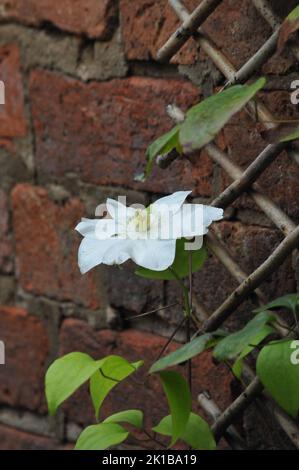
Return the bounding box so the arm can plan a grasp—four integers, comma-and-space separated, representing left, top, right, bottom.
12, 183, 102, 309
0, 424, 68, 450
0, 189, 13, 273
0, 44, 26, 137
120, 0, 272, 67
59, 319, 233, 427
120, 0, 199, 64
0, 306, 49, 411
0, 0, 117, 39
29, 69, 212, 197
105, 262, 163, 315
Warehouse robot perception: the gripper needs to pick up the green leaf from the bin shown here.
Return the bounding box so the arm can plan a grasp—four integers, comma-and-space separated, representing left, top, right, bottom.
90, 356, 143, 420
75, 423, 128, 450
254, 293, 299, 317
103, 410, 143, 429
278, 5, 299, 52
213, 312, 275, 362
257, 339, 299, 418
153, 413, 216, 450
179, 78, 266, 154
136, 126, 181, 181
135, 239, 207, 280
150, 332, 223, 374
45, 352, 104, 416
158, 371, 191, 447
231, 326, 274, 379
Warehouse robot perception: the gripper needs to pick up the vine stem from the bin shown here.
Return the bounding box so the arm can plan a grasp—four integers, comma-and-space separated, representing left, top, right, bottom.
187, 251, 193, 393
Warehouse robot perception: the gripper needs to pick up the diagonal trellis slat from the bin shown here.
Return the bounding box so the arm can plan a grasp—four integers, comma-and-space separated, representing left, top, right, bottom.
155, 0, 299, 448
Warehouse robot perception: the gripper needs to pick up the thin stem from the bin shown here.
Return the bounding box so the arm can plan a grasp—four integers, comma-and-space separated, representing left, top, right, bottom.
187, 252, 193, 393
125, 302, 178, 321
152, 316, 187, 364
142, 429, 167, 449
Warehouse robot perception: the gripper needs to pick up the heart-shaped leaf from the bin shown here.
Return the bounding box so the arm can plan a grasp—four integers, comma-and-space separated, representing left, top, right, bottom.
179, 78, 266, 154
231, 326, 275, 379
75, 423, 128, 450
90, 357, 143, 419
254, 293, 299, 317
257, 339, 299, 418
103, 410, 143, 429
213, 312, 275, 362
140, 78, 265, 180
158, 371, 191, 447
150, 332, 225, 374
153, 413, 216, 450
136, 126, 181, 181
45, 352, 105, 416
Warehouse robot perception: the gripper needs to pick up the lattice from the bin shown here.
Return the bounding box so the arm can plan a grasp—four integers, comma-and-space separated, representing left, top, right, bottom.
155, 0, 299, 449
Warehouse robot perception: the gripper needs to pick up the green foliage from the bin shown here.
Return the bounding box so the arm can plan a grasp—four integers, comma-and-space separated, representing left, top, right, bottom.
231, 326, 274, 379
277, 5, 299, 52
213, 312, 275, 362
135, 239, 207, 280
45, 352, 105, 416
153, 413, 216, 450
254, 293, 299, 318
257, 339, 299, 418
179, 78, 266, 154
149, 331, 225, 374
75, 423, 129, 450
136, 126, 181, 181
90, 357, 143, 419
103, 410, 143, 429
141, 78, 266, 179
158, 371, 192, 446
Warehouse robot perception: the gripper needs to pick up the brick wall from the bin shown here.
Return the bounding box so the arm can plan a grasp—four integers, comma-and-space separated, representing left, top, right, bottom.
0, 0, 298, 450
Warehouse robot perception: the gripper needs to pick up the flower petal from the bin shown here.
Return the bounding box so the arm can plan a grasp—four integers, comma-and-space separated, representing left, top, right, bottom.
106, 198, 136, 222
75, 218, 117, 239
78, 237, 132, 274
170, 204, 223, 238
78, 236, 176, 274
130, 239, 176, 271
203, 205, 223, 227
152, 191, 191, 213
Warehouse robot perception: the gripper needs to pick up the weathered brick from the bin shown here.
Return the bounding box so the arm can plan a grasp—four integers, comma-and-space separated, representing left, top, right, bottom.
120, 0, 273, 68
0, 306, 49, 411
120, 0, 199, 64
12, 183, 102, 309
0, 24, 79, 76
0, 424, 67, 450
105, 261, 163, 316
0, 0, 118, 39
0, 189, 13, 273
29, 69, 213, 197
59, 319, 233, 427
0, 44, 26, 137
77, 29, 128, 82
30, 71, 212, 195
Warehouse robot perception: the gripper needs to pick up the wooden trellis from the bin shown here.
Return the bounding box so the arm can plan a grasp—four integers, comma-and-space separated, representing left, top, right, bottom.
156, 0, 299, 449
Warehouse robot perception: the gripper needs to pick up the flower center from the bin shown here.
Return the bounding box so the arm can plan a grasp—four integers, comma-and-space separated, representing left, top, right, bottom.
131, 208, 151, 233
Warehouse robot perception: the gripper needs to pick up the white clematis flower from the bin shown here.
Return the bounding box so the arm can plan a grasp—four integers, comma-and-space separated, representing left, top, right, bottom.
75, 191, 223, 274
